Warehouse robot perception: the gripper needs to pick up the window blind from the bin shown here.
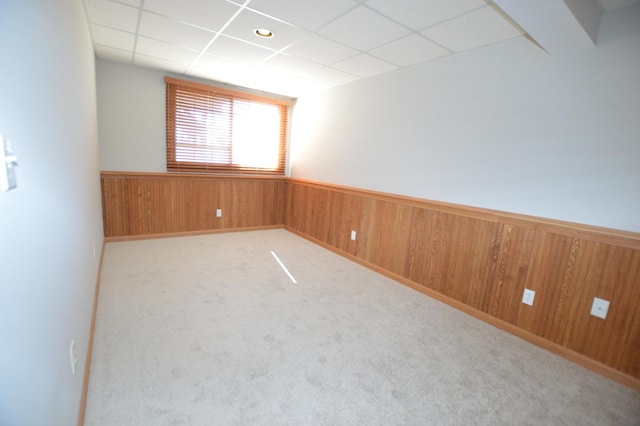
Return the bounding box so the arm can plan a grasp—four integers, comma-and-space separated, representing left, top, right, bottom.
165, 77, 290, 175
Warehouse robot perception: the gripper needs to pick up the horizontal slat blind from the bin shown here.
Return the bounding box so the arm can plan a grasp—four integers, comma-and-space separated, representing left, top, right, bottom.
166, 77, 289, 175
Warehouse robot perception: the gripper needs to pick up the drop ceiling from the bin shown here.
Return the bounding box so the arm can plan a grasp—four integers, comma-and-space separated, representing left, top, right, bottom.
85, 0, 639, 98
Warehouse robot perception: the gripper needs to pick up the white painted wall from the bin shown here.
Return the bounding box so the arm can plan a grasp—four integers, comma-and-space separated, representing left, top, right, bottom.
0, 1, 104, 425
97, 60, 167, 172
96, 60, 295, 172
94, 7, 640, 232
290, 7, 640, 233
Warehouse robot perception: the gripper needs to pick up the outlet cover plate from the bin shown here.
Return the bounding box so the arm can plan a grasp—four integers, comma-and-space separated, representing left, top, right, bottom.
590, 297, 610, 319
216, 209, 222, 218
350, 230, 356, 241
522, 288, 535, 306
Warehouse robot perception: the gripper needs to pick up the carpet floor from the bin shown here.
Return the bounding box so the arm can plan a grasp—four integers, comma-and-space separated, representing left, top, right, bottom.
84, 229, 640, 425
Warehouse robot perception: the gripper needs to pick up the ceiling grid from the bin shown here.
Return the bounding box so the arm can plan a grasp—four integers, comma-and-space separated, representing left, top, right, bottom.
84, 0, 639, 96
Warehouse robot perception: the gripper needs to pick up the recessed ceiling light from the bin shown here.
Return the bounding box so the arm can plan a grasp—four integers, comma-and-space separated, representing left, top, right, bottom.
254, 28, 274, 38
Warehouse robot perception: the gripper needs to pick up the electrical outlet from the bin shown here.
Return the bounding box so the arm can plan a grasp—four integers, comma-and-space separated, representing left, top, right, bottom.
522, 288, 535, 306
590, 297, 610, 319
216, 208, 222, 218
69, 340, 77, 375
351, 230, 356, 241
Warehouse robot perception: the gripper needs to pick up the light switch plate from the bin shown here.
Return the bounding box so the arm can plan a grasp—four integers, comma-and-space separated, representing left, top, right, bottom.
590, 297, 610, 319
0, 134, 18, 191
69, 340, 77, 375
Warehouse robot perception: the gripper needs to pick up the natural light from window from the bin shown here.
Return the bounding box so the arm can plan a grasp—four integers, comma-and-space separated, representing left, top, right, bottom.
232, 101, 280, 170
167, 77, 289, 175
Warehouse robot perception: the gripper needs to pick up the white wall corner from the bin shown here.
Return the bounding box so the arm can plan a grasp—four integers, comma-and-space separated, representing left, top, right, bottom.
492, 0, 599, 55
563, 0, 601, 43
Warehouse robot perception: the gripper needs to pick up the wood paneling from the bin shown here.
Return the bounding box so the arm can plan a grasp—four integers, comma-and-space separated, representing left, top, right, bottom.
77, 241, 105, 426
286, 178, 640, 388
100, 172, 640, 389
101, 172, 287, 238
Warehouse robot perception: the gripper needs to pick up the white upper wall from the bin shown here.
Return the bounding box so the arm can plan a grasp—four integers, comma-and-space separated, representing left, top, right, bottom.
97, 60, 167, 172
96, 61, 295, 172
290, 6, 640, 233
95, 6, 640, 232
0, 0, 103, 424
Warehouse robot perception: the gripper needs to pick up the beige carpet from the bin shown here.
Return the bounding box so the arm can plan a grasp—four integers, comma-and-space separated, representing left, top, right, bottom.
85, 229, 640, 425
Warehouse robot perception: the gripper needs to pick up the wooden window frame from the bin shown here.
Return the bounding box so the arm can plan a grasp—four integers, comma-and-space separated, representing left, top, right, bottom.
165, 76, 291, 175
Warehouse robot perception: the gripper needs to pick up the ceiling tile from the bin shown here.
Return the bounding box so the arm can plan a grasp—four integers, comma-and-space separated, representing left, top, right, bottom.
262, 53, 323, 76
318, 6, 411, 51
86, 0, 537, 97
221, 9, 311, 51
421, 6, 522, 52
252, 75, 329, 97
86, 0, 139, 32
91, 24, 135, 51
190, 54, 246, 83
247, 0, 356, 31
191, 54, 326, 98
308, 67, 359, 86
193, 53, 242, 69
94, 45, 133, 63
249, 73, 329, 97
331, 54, 397, 78
134, 54, 189, 74
207, 35, 276, 64
370, 34, 450, 66
135, 36, 200, 64
139, 12, 215, 51
365, 0, 485, 30
284, 34, 359, 65
143, 0, 240, 32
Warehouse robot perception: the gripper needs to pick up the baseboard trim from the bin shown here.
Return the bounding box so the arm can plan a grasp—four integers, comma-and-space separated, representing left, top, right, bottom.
78, 225, 287, 424
104, 225, 285, 243
77, 240, 106, 426
85, 225, 640, 400
284, 226, 640, 393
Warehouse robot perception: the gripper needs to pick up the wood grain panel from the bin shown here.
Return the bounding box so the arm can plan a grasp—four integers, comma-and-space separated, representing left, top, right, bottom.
101, 172, 286, 238
488, 225, 538, 324
362, 199, 409, 274
101, 173, 640, 388
285, 178, 640, 387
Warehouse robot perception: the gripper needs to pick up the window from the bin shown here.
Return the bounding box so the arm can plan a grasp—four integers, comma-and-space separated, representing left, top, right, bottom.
165, 77, 291, 175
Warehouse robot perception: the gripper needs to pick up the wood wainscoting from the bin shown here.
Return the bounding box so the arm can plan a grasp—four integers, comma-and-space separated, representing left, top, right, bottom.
99, 172, 640, 389
285, 178, 640, 390
101, 171, 287, 238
